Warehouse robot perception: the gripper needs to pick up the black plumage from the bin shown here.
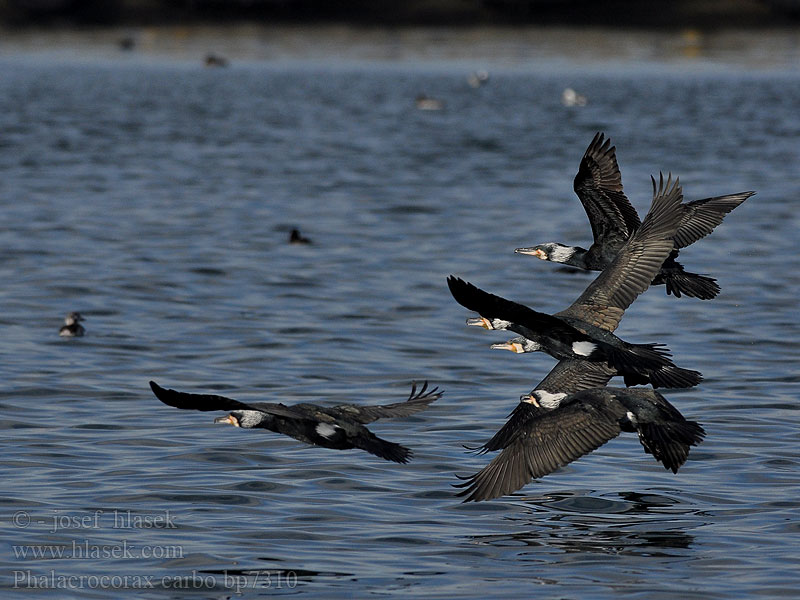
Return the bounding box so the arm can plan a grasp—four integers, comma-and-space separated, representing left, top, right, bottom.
472, 359, 617, 455
516, 132, 754, 298
149, 380, 442, 464
289, 228, 312, 244
455, 387, 705, 502
448, 174, 702, 389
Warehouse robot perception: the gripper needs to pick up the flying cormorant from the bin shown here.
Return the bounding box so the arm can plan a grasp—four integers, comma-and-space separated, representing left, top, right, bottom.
149, 380, 441, 464
515, 132, 754, 299
448, 174, 702, 390
455, 387, 705, 502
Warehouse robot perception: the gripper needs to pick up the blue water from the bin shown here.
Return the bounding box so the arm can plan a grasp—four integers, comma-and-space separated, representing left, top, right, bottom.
1, 30, 799, 598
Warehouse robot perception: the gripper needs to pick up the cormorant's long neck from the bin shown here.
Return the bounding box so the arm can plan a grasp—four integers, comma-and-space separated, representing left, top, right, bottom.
556, 245, 589, 268
256, 415, 280, 432
238, 411, 279, 431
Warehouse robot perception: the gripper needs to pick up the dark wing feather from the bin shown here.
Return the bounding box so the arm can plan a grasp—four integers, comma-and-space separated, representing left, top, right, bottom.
149, 381, 302, 420
350, 430, 413, 464
573, 132, 640, 245
479, 360, 616, 451
557, 173, 685, 332
456, 400, 623, 502
470, 360, 614, 455
535, 359, 616, 394
330, 381, 443, 424
673, 191, 754, 249
447, 276, 585, 341
475, 402, 549, 454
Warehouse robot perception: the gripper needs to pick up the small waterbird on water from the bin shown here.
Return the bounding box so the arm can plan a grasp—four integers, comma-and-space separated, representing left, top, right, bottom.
59, 312, 85, 337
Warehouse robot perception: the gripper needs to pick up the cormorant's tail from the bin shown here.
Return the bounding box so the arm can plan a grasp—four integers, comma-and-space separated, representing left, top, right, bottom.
623, 365, 703, 389
606, 342, 673, 375
354, 431, 412, 464
637, 420, 706, 473
663, 270, 720, 299
611, 343, 702, 389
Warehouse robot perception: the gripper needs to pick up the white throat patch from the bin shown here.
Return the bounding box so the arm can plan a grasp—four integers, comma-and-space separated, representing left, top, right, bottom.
489, 319, 512, 330
236, 410, 267, 428
550, 244, 577, 264
531, 390, 568, 409
521, 338, 542, 352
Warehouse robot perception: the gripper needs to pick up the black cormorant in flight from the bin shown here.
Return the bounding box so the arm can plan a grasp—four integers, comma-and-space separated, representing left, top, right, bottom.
149, 380, 442, 464
455, 386, 705, 502
448, 174, 702, 389
515, 132, 754, 299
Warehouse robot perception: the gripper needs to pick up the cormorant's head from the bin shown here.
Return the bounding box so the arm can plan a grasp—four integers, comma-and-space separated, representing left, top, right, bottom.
466, 316, 493, 330
491, 337, 541, 353
520, 389, 567, 409
466, 317, 511, 331
214, 410, 268, 429
515, 243, 575, 264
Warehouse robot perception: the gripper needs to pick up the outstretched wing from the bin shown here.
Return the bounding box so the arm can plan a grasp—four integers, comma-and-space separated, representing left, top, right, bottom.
535, 358, 616, 393
455, 399, 623, 502
558, 173, 685, 332
447, 276, 585, 341
673, 191, 754, 249
149, 381, 302, 420
330, 381, 443, 424
573, 132, 640, 246
473, 360, 615, 455
472, 402, 548, 454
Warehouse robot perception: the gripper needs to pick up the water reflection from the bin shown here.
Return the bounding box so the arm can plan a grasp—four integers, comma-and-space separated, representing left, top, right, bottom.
469, 490, 696, 557
475, 524, 694, 557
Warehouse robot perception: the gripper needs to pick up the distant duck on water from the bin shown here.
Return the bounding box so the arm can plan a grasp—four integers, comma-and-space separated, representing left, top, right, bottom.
149, 380, 442, 464
204, 54, 229, 68
561, 87, 587, 106
59, 312, 85, 337
415, 95, 444, 111
289, 228, 312, 245
467, 70, 490, 88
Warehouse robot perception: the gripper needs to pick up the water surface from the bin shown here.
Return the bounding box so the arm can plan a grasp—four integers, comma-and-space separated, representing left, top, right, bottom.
1, 29, 799, 598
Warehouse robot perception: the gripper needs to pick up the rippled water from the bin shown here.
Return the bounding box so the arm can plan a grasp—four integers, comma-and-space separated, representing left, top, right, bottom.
1, 30, 799, 598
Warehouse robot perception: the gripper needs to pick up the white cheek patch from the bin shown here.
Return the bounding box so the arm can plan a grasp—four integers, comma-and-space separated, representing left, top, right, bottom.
550, 245, 576, 263
315, 423, 339, 439
535, 390, 568, 409
626, 411, 638, 426
572, 341, 597, 356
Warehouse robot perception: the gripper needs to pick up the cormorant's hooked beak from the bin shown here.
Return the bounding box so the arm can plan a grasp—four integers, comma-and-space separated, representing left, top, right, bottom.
491, 341, 525, 353
520, 393, 540, 407
466, 317, 494, 330
515, 247, 546, 259
214, 414, 239, 427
